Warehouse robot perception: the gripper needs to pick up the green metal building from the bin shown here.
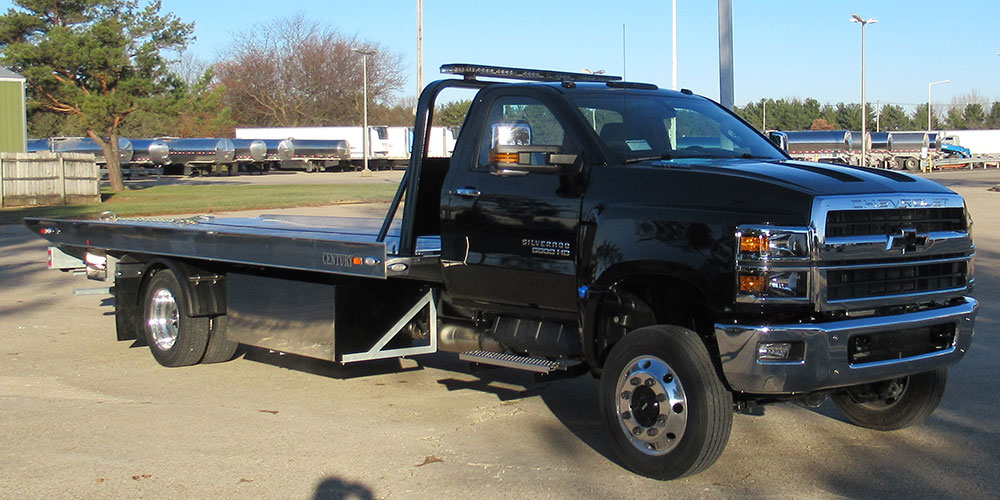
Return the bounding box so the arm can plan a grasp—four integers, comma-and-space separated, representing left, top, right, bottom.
1, 68, 27, 153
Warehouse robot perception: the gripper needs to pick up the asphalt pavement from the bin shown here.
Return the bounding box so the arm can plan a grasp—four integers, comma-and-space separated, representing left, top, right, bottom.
1, 169, 997, 499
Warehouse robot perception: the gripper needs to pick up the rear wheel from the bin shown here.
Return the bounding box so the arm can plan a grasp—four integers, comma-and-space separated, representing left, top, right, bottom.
200, 314, 239, 364
142, 269, 210, 367
599, 325, 732, 480
903, 157, 919, 171
832, 367, 947, 431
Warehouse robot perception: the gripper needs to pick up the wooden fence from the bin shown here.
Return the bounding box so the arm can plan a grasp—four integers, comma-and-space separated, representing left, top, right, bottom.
0, 152, 99, 207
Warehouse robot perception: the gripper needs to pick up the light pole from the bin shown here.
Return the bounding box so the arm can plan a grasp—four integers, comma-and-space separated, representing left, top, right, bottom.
671, 0, 678, 90
851, 13, 876, 166
354, 49, 376, 177
927, 80, 949, 131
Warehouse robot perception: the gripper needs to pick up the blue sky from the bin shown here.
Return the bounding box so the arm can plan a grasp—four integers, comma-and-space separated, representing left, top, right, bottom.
4, 0, 999, 110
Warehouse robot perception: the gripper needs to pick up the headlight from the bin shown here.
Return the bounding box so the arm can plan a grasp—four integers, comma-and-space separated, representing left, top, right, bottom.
735, 225, 813, 303
737, 227, 812, 260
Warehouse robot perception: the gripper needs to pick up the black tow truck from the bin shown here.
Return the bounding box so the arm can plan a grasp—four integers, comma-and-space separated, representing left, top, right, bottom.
27, 64, 977, 480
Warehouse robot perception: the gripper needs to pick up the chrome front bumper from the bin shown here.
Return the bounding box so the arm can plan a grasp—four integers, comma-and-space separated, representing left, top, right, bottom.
714, 297, 977, 394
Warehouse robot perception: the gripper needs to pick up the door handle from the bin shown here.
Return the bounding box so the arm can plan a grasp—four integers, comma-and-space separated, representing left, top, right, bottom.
454, 187, 481, 198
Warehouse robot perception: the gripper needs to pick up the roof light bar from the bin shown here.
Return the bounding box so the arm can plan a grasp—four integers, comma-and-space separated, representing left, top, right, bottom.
441, 63, 622, 83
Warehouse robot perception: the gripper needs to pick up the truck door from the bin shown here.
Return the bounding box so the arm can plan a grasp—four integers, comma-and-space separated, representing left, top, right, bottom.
441, 92, 586, 313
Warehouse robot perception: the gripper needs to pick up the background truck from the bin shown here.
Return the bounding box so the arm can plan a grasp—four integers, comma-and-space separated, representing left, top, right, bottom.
27, 64, 977, 480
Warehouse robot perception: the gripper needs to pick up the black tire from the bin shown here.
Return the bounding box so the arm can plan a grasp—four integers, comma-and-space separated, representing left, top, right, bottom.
142, 269, 210, 367
903, 157, 919, 171
200, 315, 239, 364
832, 367, 947, 431
599, 325, 732, 480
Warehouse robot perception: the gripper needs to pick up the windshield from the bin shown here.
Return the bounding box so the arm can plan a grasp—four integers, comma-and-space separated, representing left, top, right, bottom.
570, 93, 786, 163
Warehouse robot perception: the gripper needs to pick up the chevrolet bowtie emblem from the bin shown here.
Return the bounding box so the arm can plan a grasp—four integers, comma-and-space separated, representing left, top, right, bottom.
886, 228, 929, 254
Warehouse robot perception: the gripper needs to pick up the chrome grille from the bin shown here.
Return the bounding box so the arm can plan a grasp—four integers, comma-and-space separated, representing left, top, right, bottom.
827, 261, 967, 301
812, 195, 972, 310
826, 207, 965, 237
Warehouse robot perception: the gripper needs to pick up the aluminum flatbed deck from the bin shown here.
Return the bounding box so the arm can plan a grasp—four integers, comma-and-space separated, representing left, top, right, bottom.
25, 214, 442, 279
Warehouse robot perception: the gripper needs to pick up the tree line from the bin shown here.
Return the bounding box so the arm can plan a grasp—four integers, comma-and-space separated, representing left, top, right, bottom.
735, 98, 1000, 132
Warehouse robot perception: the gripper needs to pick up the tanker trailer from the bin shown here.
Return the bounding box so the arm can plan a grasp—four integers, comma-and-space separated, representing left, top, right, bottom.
887, 132, 929, 171
867, 132, 893, 169
276, 139, 350, 172
26, 138, 52, 152
778, 130, 853, 164
847, 130, 874, 166
129, 139, 170, 167
233, 139, 277, 174
50, 136, 134, 165
157, 138, 236, 176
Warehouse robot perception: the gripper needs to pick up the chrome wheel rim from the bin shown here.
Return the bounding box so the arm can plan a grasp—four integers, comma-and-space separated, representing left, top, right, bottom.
614, 355, 688, 456
148, 288, 180, 351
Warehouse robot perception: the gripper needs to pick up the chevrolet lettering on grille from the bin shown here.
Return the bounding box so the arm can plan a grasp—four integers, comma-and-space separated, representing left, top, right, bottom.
850, 198, 948, 209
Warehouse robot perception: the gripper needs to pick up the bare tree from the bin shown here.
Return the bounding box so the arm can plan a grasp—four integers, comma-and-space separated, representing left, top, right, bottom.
171, 50, 212, 87
216, 14, 406, 127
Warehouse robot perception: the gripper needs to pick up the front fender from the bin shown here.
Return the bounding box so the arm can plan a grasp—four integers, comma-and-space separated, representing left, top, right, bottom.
579, 204, 736, 311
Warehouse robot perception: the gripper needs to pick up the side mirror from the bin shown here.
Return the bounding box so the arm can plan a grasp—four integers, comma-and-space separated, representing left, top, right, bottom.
491, 121, 532, 147
490, 145, 579, 175
768, 131, 788, 151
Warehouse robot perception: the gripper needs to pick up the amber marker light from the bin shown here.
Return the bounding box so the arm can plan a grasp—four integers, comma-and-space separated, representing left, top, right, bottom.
740, 234, 768, 253
739, 273, 767, 295
492, 151, 520, 164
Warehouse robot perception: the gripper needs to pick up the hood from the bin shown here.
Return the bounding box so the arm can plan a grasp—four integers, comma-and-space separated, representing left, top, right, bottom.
649, 158, 954, 197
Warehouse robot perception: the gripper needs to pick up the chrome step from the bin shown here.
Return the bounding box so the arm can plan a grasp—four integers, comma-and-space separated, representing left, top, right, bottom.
459, 350, 568, 374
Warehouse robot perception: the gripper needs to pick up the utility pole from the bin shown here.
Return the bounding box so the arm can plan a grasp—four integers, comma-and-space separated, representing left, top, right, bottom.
622, 24, 627, 80
718, 0, 734, 110
850, 13, 877, 166
672, 0, 678, 90
355, 49, 376, 177
417, 0, 423, 100
763, 100, 767, 131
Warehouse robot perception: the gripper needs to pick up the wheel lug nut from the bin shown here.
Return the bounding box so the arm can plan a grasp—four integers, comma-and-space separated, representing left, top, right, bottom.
657, 415, 667, 425
621, 391, 632, 400
622, 411, 632, 420
632, 427, 643, 436
647, 428, 658, 437
644, 378, 655, 387
629, 377, 641, 386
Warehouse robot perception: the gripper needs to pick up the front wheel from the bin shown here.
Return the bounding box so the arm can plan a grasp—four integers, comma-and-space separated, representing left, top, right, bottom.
599, 325, 732, 480
832, 367, 947, 431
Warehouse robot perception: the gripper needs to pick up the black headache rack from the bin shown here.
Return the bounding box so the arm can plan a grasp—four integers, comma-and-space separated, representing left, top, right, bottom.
380, 63, 623, 257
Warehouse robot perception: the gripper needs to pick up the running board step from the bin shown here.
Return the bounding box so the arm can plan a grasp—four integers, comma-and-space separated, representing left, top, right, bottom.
459, 350, 568, 374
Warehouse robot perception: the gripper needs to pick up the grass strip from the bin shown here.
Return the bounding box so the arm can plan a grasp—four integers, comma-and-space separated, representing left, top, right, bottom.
0, 183, 398, 225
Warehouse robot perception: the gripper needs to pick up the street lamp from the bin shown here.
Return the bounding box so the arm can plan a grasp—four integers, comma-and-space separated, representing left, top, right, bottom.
354, 49, 376, 177
850, 13, 876, 166
927, 80, 949, 131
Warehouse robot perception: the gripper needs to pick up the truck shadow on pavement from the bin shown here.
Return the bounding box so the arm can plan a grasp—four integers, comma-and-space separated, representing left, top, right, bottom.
418, 353, 620, 465
238, 346, 422, 380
